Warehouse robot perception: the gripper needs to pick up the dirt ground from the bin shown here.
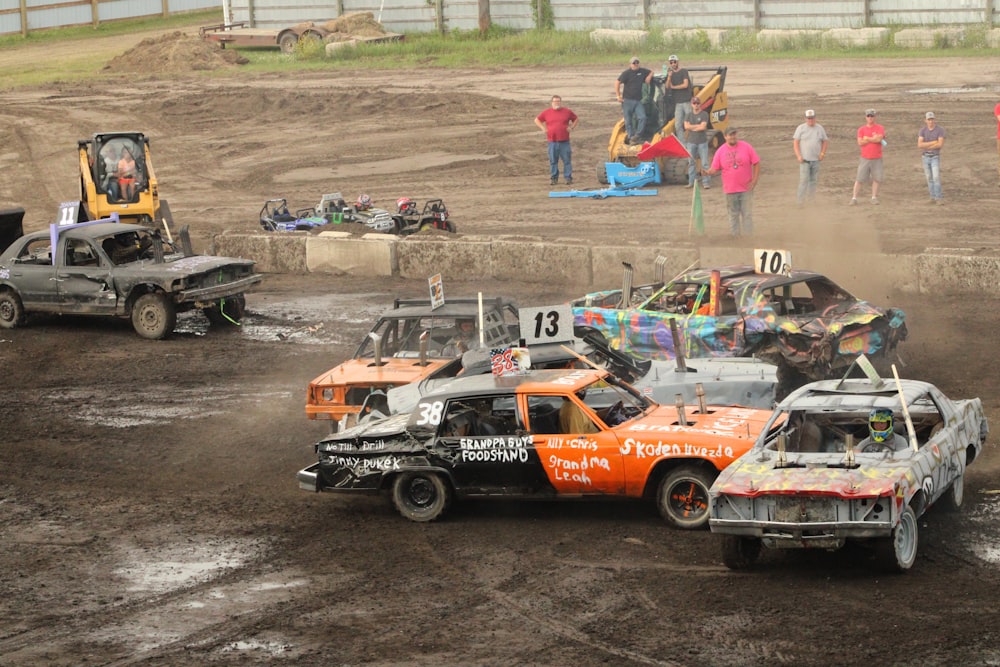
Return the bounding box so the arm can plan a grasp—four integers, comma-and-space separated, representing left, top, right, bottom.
2, 28, 1000, 666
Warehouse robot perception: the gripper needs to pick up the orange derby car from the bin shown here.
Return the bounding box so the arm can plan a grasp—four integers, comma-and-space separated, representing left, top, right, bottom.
299, 367, 778, 526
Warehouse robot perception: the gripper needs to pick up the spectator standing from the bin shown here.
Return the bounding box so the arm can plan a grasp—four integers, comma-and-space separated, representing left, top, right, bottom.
534, 95, 579, 186
615, 57, 653, 145
994, 101, 1000, 184
917, 111, 945, 204
665, 55, 692, 141
707, 127, 761, 237
684, 97, 711, 189
792, 109, 829, 205
850, 108, 885, 205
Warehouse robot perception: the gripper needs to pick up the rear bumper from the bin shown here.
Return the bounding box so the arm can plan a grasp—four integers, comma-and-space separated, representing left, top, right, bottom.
297, 463, 319, 491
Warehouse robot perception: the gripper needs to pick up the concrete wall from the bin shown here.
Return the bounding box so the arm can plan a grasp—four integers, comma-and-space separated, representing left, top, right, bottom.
213, 231, 1000, 297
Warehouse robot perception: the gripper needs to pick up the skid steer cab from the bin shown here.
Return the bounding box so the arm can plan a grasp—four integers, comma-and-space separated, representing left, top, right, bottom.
78, 132, 173, 230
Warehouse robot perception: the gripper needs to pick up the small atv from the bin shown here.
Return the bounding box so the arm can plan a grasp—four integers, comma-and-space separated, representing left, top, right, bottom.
259, 198, 328, 232
392, 199, 456, 235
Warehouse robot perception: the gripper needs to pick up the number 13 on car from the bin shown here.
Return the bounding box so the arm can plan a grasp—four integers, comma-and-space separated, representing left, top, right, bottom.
518, 305, 574, 346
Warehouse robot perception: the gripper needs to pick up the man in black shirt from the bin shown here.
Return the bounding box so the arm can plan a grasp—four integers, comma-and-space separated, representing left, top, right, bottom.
615, 57, 653, 145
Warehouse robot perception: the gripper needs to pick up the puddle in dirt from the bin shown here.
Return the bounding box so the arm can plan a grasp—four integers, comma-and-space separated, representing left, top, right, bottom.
967, 493, 1000, 563
46, 386, 293, 427
87, 538, 310, 656
174, 292, 387, 345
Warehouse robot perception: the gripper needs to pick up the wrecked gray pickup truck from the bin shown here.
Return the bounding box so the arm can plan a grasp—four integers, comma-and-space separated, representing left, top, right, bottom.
0, 209, 262, 339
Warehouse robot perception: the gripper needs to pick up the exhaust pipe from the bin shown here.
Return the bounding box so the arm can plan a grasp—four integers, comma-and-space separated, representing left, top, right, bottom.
419, 330, 429, 366
674, 393, 689, 426
669, 318, 687, 372
370, 332, 383, 367
695, 382, 706, 414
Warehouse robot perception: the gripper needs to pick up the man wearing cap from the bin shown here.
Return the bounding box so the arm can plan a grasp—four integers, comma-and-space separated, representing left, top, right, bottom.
665, 55, 692, 141
707, 127, 761, 237
616, 57, 653, 145
917, 111, 945, 204
851, 109, 885, 205
793, 109, 829, 206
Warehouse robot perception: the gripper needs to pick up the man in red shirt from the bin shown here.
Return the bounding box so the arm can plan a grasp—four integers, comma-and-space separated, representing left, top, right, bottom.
994, 101, 1000, 185
850, 108, 886, 205
535, 95, 579, 186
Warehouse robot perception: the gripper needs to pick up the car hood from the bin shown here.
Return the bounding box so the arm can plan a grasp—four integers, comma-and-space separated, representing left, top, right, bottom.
712, 454, 914, 498
310, 358, 454, 389
118, 254, 256, 275
744, 301, 906, 338
622, 405, 774, 440
317, 413, 412, 451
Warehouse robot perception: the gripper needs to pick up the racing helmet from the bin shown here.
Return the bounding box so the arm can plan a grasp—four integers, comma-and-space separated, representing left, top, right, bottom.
356, 194, 372, 211
868, 408, 894, 443
396, 197, 416, 215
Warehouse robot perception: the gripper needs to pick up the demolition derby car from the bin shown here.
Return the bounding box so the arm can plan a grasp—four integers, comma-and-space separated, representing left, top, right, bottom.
709, 370, 988, 572
298, 367, 776, 526
305, 296, 520, 429
0, 212, 262, 339
573, 260, 907, 391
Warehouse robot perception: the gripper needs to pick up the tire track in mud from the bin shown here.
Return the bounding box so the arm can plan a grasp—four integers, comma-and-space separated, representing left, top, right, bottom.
386, 527, 688, 667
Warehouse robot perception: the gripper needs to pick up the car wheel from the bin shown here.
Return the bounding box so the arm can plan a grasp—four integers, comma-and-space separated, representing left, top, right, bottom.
721, 535, 761, 570
875, 504, 918, 572
0, 290, 26, 329
204, 294, 246, 326
131, 292, 176, 340
657, 465, 716, 529
444, 221, 456, 233
938, 473, 964, 512
391, 472, 451, 522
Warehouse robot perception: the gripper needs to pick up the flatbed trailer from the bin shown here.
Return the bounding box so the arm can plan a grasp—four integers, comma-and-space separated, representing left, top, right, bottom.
199, 21, 402, 54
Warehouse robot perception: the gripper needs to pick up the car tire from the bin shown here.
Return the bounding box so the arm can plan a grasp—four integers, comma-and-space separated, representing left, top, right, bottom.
721, 535, 761, 570
663, 157, 689, 185
204, 294, 246, 326
131, 292, 176, 340
875, 504, 918, 572
0, 290, 26, 329
278, 32, 298, 54
938, 473, 964, 512
444, 221, 456, 233
657, 465, 716, 529
391, 471, 452, 522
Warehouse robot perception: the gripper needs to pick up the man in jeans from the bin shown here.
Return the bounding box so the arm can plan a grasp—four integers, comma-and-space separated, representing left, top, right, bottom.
918, 111, 945, 204
534, 94, 579, 186
665, 54, 692, 142
615, 57, 652, 145
793, 109, 829, 205
707, 127, 761, 237
684, 97, 711, 189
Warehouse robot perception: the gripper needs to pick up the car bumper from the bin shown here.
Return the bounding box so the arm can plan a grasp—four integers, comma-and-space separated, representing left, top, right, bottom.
297, 463, 319, 491
178, 274, 263, 303
710, 518, 892, 544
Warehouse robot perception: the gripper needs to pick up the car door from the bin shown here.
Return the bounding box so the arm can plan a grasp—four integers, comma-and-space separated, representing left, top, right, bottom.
56, 237, 118, 313
522, 392, 625, 496
436, 395, 546, 493
5, 237, 59, 309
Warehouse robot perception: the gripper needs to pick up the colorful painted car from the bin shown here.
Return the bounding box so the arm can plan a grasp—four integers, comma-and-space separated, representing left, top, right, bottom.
298, 367, 777, 526
708, 376, 988, 572
305, 297, 520, 429
572, 265, 908, 389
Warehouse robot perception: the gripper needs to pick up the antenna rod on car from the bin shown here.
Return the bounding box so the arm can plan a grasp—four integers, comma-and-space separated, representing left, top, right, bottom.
891, 364, 919, 452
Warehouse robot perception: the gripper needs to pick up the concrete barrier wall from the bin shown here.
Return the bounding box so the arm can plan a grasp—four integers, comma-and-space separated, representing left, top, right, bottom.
213, 231, 1000, 297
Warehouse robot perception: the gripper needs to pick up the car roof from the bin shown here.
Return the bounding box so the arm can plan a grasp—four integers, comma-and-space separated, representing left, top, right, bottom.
779, 378, 937, 411
383, 297, 516, 319
23, 222, 148, 243
422, 368, 607, 401
675, 265, 830, 290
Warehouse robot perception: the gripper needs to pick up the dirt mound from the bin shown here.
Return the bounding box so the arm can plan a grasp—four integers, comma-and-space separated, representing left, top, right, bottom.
317, 12, 389, 41
104, 31, 247, 74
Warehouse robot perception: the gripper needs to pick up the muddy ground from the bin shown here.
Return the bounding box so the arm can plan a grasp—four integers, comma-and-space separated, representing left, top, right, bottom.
1, 27, 1000, 666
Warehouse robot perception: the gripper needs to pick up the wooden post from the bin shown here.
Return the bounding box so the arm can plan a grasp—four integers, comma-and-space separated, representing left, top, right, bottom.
642, 0, 650, 29
91, 0, 98, 29
862, 0, 871, 27
479, 0, 490, 36
248, 0, 256, 28
161, 0, 168, 19
20, 0, 28, 36
436, 0, 444, 34
752, 0, 760, 31
987, 0, 996, 28
336, 0, 344, 16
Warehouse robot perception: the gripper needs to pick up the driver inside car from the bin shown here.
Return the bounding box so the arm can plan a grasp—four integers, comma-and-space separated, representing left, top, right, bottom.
559, 390, 598, 434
